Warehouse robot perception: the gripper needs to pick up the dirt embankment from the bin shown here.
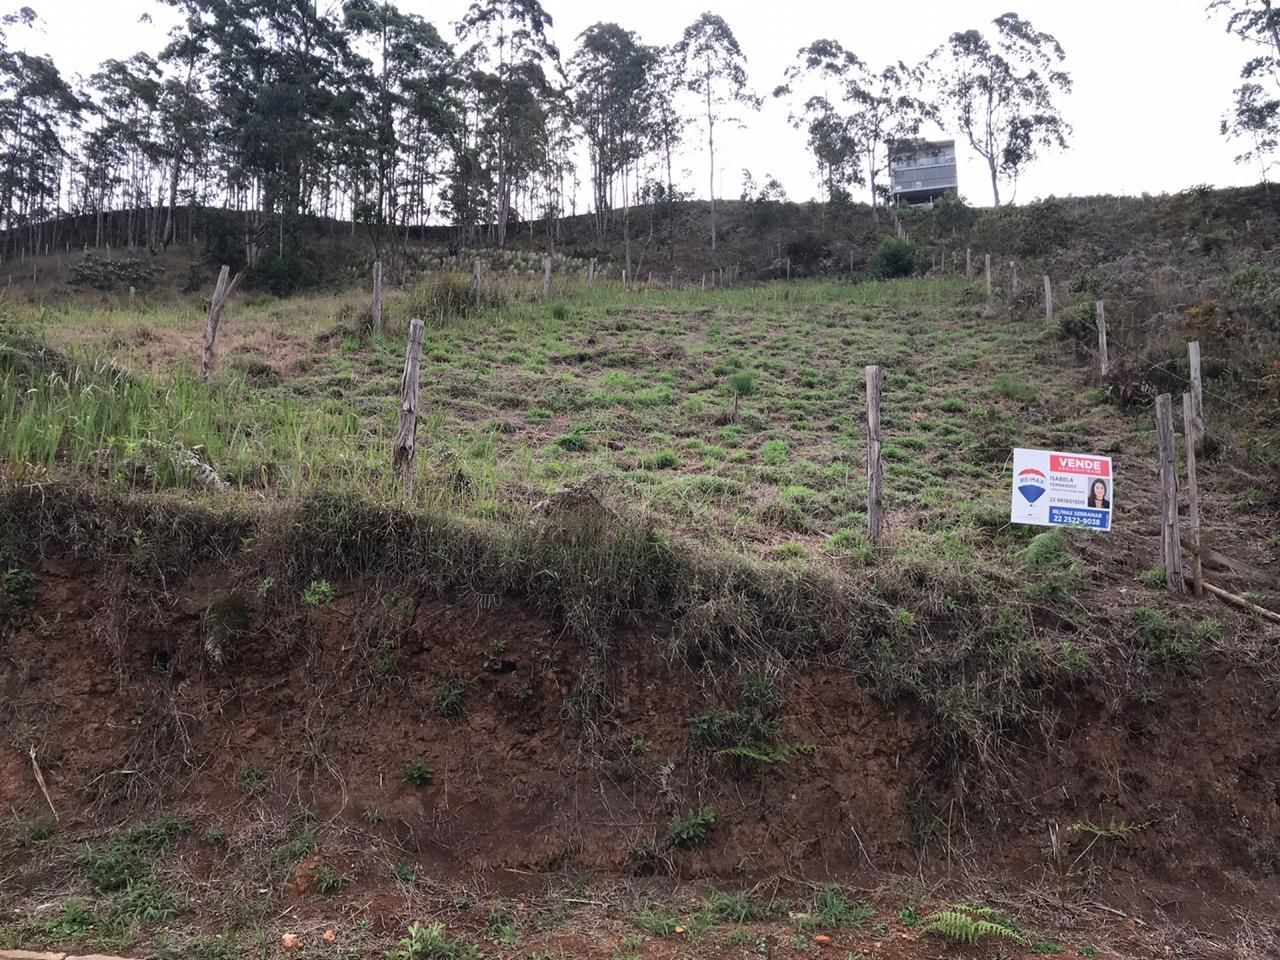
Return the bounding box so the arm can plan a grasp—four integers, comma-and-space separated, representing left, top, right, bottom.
3, 555, 1278, 940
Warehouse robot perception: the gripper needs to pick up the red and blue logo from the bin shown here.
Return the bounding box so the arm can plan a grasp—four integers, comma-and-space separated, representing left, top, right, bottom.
1017, 468, 1047, 504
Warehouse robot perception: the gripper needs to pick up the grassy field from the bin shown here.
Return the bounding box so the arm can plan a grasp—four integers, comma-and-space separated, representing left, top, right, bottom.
2, 275, 1127, 562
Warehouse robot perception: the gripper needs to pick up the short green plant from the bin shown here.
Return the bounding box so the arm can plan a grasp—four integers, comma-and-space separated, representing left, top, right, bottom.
795, 885, 874, 932
1138, 567, 1167, 588
760, 438, 790, 466
402, 760, 434, 787
433, 678, 467, 716
1074, 818, 1148, 842
315, 865, 350, 894
389, 921, 477, 960
483, 905, 519, 946
76, 815, 187, 893
238, 763, 267, 795
921, 904, 1028, 946
669, 806, 716, 848
632, 902, 681, 936
301, 579, 334, 607
110, 878, 183, 924
392, 861, 416, 886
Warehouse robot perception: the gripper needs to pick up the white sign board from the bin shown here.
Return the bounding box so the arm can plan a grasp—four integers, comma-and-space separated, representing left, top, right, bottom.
1011, 448, 1113, 531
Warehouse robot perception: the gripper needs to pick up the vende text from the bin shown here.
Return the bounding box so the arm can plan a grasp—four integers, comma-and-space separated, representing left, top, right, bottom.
1051, 455, 1110, 477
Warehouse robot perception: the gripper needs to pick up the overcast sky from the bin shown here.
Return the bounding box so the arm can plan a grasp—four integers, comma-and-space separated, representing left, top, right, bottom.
25, 0, 1264, 208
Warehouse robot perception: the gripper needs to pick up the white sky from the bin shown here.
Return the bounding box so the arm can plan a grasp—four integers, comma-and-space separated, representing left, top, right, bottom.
25, 0, 1265, 207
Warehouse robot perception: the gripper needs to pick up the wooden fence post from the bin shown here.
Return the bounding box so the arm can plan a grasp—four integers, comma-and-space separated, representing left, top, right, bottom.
201, 264, 243, 382
865, 364, 885, 547
786, 257, 791, 281
587, 258, 596, 290
1043, 275, 1053, 320
622, 269, 627, 290
1182, 393, 1204, 597
393, 318, 426, 495
542, 256, 552, 298
1187, 340, 1205, 453
1155, 393, 1185, 594
372, 259, 383, 333
966, 247, 972, 278
1010, 261, 1019, 296
473, 259, 482, 303
984, 253, 992, 300
1096, 301, 1109, 376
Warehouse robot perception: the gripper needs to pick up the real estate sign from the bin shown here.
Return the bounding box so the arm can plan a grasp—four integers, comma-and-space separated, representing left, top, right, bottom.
1011, 448, 1114, 531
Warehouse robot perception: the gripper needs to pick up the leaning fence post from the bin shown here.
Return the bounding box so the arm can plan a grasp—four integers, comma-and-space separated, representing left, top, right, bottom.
372, 259, 383, 333
1043, 275, 1053, 320
1187, 340, 1205, 453
1096, 301, 1109, 376
201, 264, 242, 382
865, 364, 885, 547
1182, 392, 1204, 597
393, 318, 426, 495
1155, 393, 1185, 595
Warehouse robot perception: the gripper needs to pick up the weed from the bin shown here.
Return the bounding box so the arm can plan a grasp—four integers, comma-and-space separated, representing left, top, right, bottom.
402, 760, 434, 787
1138, 567, 1166, 588
389, 921, 477, 960
703, 888, 785, 923
669, 806, 716, 848
992, 374, 1037, 403
1, 566, 38, 629
760, 439, 790, 465
484, 905, 519, 945
629, 738, 650, 755
642, 448, 681, 470
315, 865, 350, 894
1192, 617, 1223, 642
110, 879, 184, 924
897, 905, 920, 927
76, 815, 187, 893
795, 885, 874, 932
392, 862, 416, 886
238, 763, 267, 795
433, 678, 467, 716
1074, 818, 1148, 842
301, 579, 334, 607
632, 902, 681, 936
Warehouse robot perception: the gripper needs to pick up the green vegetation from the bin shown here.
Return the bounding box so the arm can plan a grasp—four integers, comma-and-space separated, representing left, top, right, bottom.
922, 903, 1029, 947
669, 807, 717, 848
795, 885, 874, 932
402, 760, 434, 787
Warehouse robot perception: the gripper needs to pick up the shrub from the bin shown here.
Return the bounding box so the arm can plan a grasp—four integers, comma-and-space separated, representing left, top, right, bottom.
669, 806, 716, 847
867, 237, 924, 279
402, 760, 434, 786
1223, 264, 1280, 331
69, 255, 160, 292
970, 199, 1070, 257
784, 233, 830, 271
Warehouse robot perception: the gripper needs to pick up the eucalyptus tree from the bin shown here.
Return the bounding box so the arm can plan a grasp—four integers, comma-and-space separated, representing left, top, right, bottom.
929, 13, 1071, 207
1208, 1, 1280, 178
0, 6, 81, 255
570, 23, 658, 239
456, 0, 561, 246
674, 12, 758, 250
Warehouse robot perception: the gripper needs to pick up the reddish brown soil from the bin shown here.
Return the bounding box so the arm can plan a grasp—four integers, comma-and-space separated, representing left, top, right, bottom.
2, 556, 1279, 957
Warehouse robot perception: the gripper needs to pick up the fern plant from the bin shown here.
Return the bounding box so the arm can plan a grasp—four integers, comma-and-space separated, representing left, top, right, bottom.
922, 903, 1029, 946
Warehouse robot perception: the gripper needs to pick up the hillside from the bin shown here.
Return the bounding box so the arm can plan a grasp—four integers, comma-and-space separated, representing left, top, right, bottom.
1, 188, 1279, 960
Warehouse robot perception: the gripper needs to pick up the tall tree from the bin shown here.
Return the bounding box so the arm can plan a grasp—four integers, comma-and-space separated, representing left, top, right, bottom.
456, 0, 560, 246
1208, 1, 1280, 179
674, 13, 757, 251
570, 21, 659, 272
930, 13, 1071, 207
0, 6, 81, 255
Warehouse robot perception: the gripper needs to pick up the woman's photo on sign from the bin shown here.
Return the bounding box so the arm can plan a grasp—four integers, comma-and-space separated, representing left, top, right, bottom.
1088, 478, 1111, 511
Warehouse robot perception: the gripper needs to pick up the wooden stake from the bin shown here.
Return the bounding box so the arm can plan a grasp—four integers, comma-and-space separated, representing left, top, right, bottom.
587, 258, 596, 290
201, 264, 243, 381
1155, 393, 1185, 594
966, 247, 972, 278
701, 273, 706, 291
1011, 261, 1019, 296
984, 253, 992, 300
622, 269, 627, 290
542, 256, 552, 298
865, 364, 885, 547
1182, 392, 1203, 597
786, 257, 791, 281
473, 259, 482, 303
1043, 275, 1053, 320
1187, 340, 1205, 453
1096, 301, 1109, 376
372, 259, 383, 333
393, 318, 425, 495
